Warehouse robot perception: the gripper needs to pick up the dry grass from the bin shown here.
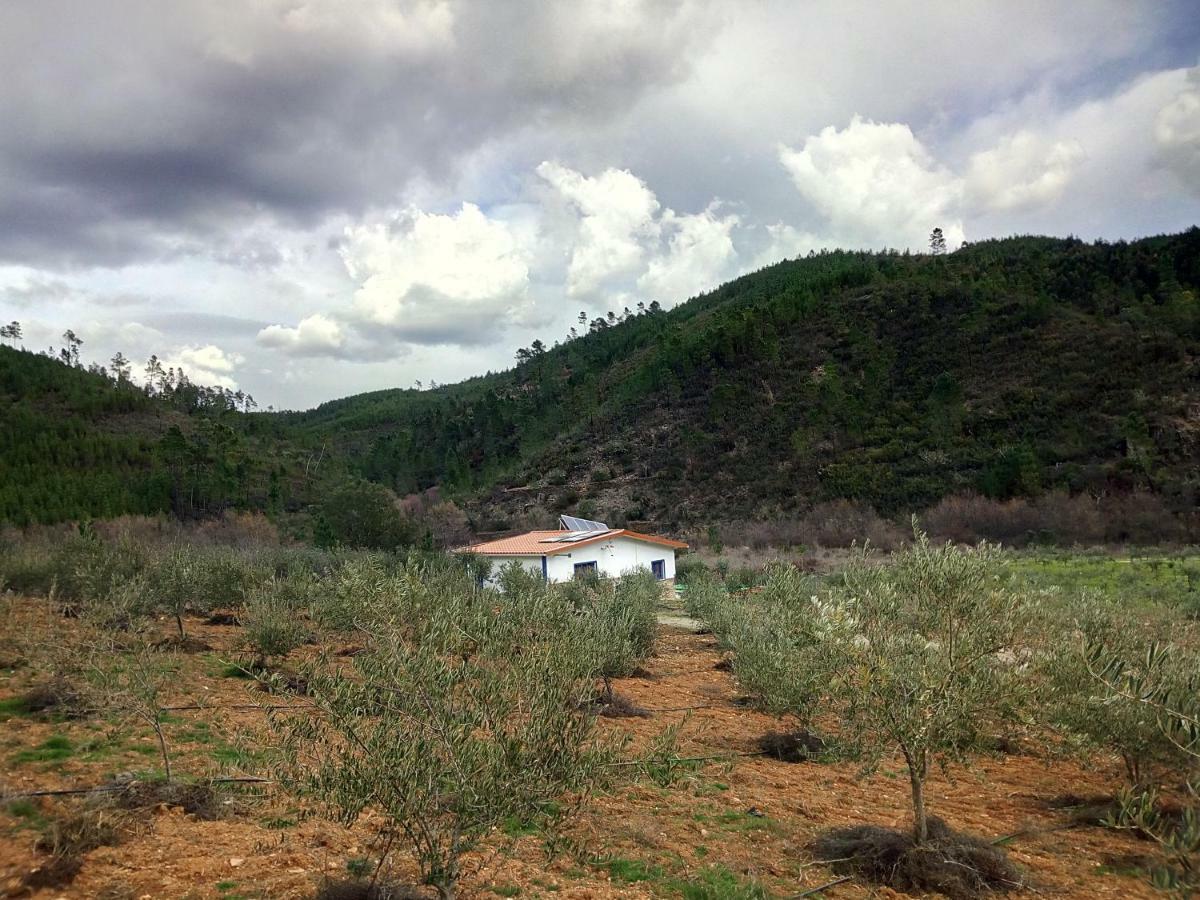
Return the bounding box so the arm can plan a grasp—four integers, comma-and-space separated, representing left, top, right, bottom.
810, 817, 1026, 899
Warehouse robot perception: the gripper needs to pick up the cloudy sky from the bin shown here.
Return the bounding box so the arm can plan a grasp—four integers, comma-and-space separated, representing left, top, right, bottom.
1, 1, 1198, 409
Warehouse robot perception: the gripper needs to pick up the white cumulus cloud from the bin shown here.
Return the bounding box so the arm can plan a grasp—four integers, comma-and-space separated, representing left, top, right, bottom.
638, 205, 740, 303
163, 344, 244, 389
343, 202, 536, 344
1155, 65, 1200, 194
779, 117, 965, 251
256, 313, 346, 357
965, 131, 1085, 211
536, 161, 661, 297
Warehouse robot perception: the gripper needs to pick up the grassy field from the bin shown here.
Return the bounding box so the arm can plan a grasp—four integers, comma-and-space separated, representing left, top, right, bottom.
1008, 550, 1200, 618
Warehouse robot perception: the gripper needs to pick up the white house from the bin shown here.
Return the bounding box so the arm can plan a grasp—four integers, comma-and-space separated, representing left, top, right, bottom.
457, 516, 686, 587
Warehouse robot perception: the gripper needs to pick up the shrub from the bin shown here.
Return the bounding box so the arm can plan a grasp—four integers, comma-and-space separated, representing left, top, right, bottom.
674, 557, 709, 585
273, 561, 612, 900
143, 545, 265, 640
242, 576, 312, 667
54, 531, 146, 606
561, 568, 659, 701
309, 556, 391, 636
314, 481, 416, 551
1087, 638, 1200, 893
723, 565, 828, 718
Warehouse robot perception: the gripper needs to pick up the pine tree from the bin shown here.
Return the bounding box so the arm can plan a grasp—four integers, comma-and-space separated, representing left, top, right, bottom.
929, 227, 947, 255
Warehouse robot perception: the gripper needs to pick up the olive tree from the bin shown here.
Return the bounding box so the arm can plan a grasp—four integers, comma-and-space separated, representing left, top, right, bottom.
241, 576, 312, 669
272, 562, 610, 900
1087, 638, 1200, 894
1040, 598, 1189, 789
558, 567, 658, 703
86, 636, 179, 781
722, 564, 830, 720
821, 530, 1034, 843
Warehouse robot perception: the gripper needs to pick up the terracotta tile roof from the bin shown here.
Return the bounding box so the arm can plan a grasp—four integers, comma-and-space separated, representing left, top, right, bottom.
458, 529, 687, 557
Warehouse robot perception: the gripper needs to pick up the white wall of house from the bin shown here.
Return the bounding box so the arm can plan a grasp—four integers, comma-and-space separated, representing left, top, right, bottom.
481, 536, 676, 586
545, 535, 675, 582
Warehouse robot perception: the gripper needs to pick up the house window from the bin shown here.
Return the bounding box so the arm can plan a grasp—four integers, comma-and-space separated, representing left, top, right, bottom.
651, 559, 666, 580
573, 561, 598, 578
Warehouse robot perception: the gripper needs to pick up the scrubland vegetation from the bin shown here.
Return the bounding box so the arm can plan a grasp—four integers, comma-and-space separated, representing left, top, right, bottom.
2, 516, 1199, 898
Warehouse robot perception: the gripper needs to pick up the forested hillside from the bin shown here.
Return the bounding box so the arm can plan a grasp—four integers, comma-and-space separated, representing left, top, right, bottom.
0, 347, 327, 525
4, 229, 1199, 535
282, 230, 1200, 530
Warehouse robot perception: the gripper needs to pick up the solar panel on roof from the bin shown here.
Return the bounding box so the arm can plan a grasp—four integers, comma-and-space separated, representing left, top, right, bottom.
558, 515, 608, 532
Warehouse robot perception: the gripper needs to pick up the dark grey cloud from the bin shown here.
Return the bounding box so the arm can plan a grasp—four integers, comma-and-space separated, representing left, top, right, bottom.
0, 0, 718, 267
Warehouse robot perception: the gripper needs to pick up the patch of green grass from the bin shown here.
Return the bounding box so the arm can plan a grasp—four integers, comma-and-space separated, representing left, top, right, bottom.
530, 877, 559, 892
79, 734, 123, 762
603, 857, 663, 884
501, 814, 542, 838
694, 845, 709, 859
668, 865, 769, 900
1010, 552, 1200, 616
5, 798, 46, 830
216, 882, 239, 892
179, 721, 215, 744
262, 815, 297, 829
490, 885, 521, 897
211, 743, 262, 767
220, 663, 255, 679
11, 734, 74, 764
345, 857, 372, 878
0, 696, 32, 717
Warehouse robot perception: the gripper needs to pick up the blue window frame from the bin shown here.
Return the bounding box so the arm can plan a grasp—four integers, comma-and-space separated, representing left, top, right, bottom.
651, 559, 666, 580
573, 561, 597, 578
541, 555, 548, 580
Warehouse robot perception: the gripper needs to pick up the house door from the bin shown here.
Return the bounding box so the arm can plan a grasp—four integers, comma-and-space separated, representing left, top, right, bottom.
651, 559, 666, 580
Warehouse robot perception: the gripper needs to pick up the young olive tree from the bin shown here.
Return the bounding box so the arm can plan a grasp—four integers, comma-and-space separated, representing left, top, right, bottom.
241, 576, 312, 669
723, 564, 830, 719
1086, 637, 1200, 893
1040, 598, 1189, 789
558, 567, 658, 703
145, 545, 260, 641
86, 635, 179, 781
822, 530, 1033, 843
272, 562, 610, 900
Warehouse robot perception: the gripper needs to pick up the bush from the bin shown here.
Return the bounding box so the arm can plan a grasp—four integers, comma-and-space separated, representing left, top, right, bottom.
561, 568, 659, 700
143, 545, 266, 640
723, 565, 829, 717
675, 557, 709, 585
314, 481, 416, 551
273, 559, 612, 900
923, 490, 1187, 547
242, 576, 313, 666
54, 531, 146, 606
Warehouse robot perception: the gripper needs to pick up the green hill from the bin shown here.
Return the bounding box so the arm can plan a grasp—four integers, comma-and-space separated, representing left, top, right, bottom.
282, 230, 1200, 530
0, 347, 331, 526
3, 229, 1199, 535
